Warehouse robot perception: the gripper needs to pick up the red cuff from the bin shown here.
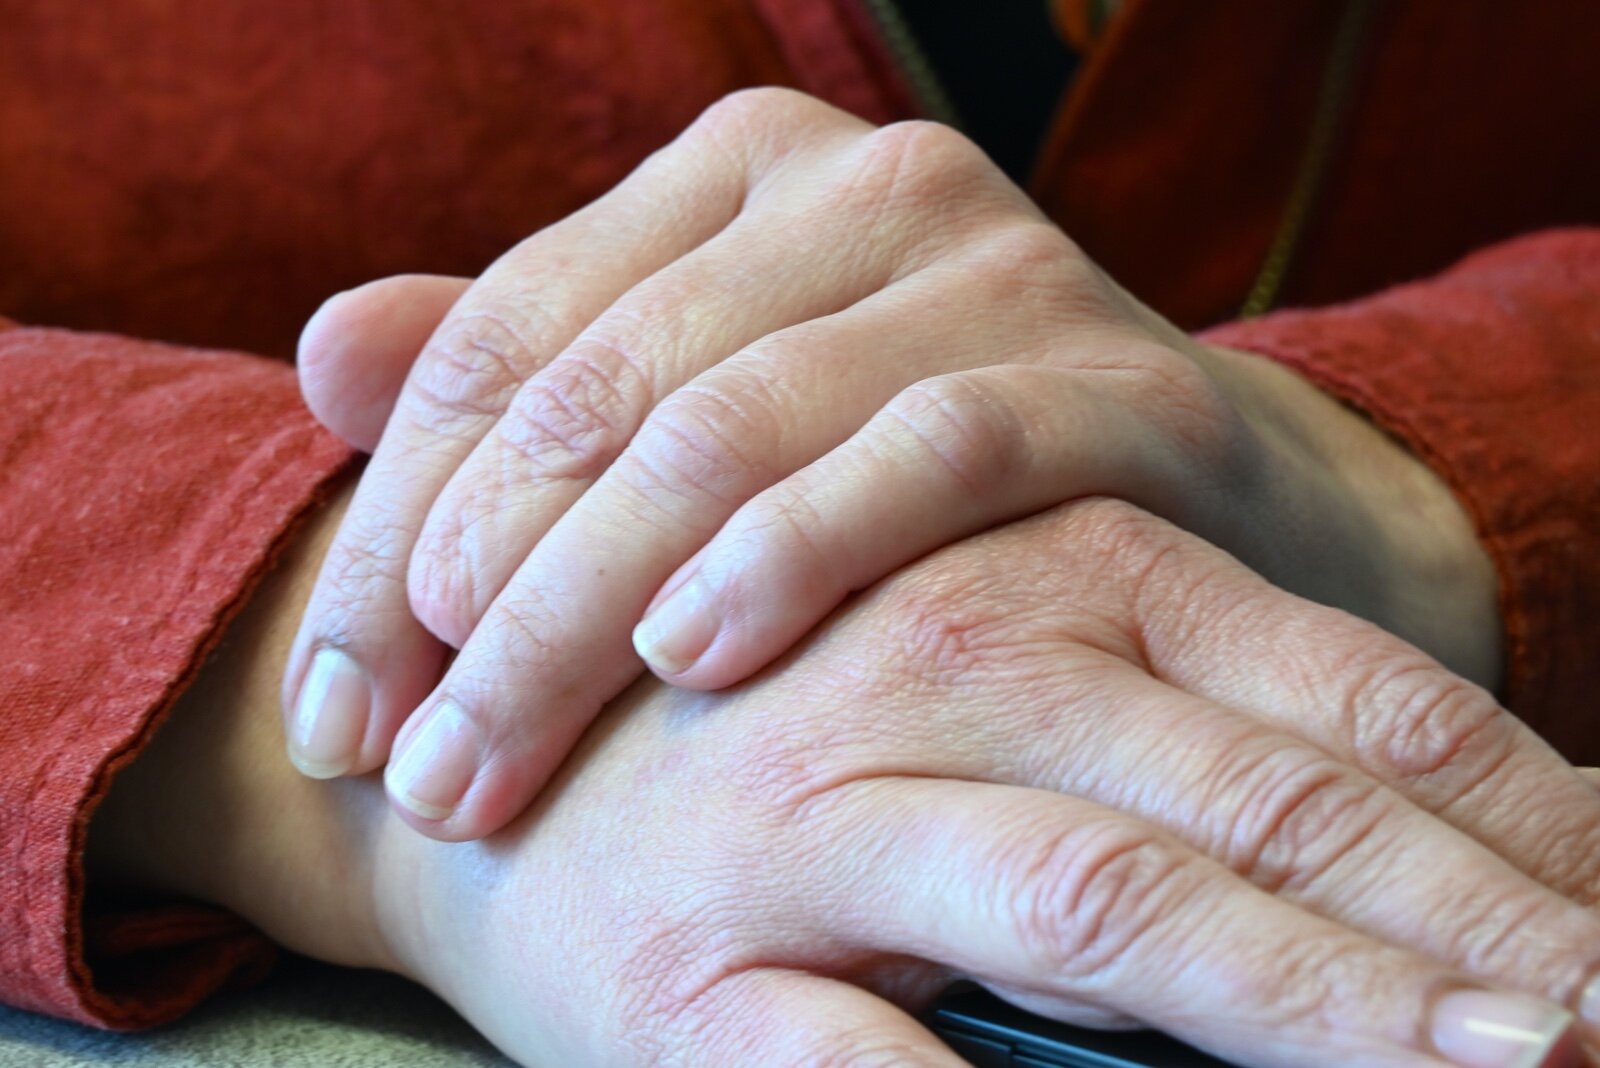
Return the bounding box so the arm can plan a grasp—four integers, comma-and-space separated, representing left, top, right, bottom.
1203, 228, 1600, 760
0, 327, 354, 1027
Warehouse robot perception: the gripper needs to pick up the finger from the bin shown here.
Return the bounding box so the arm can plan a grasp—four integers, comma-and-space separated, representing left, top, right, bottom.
297, 274, 471, 451
1136, 569, 1600, 910
636, 357, 1205, 689
387, 142, 1043, 836
407, 124, 1033, 647
404, 206, 923, 648
663, 969, 967, 1068
1578, 768, 1600, 790
935, 658, 1600, 1043
284, 91, 856, 779
809, 776, 1586, 1068
388, 281, 1045, 835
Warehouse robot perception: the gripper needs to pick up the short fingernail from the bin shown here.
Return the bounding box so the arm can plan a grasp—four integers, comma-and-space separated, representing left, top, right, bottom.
289, 647, 371, 779
1432, 989, 1583, 1068
633, 574, 719, 675
386, 702, 481, 822
1577, 970, 1600, 1042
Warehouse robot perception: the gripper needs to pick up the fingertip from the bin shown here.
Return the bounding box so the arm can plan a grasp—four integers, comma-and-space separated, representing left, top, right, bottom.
383, 774, 525, 843
633, 563, 825, 690
297, 274, 471, 451
380, 700, 543, 842
385, 700, 480, 815
286, 646, 371, 780
638, 638, 767, 691
632, 572, 721, 679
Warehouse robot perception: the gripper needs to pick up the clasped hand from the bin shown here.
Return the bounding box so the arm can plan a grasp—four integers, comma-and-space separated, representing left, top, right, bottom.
282, 89, 1592, 1066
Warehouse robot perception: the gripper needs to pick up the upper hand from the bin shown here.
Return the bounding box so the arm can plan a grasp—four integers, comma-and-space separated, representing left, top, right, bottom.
286, 87, 1499, 841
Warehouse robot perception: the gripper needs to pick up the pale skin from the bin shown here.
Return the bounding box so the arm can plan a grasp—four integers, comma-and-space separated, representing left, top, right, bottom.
282, 88, 1503, 844
90, 479, 1600, 1068
86, 87, 1600, 1066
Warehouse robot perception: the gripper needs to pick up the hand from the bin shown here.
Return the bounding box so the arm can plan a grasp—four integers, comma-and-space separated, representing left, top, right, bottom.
287, 87, 1499, 840
110, 487, 1599, 1066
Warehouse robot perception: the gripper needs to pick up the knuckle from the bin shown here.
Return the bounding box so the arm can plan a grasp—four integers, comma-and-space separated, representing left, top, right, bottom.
1117, 347, 1244, 464
871, 568, 1036, 688
1443, 887, 1590, 983
1065, 499, 1239, 629
498, 339, 641, 481
880, 371, 1031, 495
865, 119, 982, 169
1215, 747, 1391, 895
438, 601, 567, 730
309, 513, 416, 638
1230, 934, 1370, 1037
693, 86, 831, 145
964, 222, 1103, 304
994, 820, 1197, 981
404, 310, 547, 438
407, 507, 505, 646
1341, 657, 1517, 800
628, 382, 784, 507
724, 488, 834, 583
854, 120, 992, 207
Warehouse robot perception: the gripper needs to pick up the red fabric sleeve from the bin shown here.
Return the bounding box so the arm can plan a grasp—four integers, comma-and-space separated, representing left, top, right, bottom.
0, 324, 354, 1028
1203, 228, 1600, 761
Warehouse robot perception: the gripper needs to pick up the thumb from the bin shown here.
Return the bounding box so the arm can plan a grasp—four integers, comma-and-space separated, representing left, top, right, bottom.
298, 274, 471, 451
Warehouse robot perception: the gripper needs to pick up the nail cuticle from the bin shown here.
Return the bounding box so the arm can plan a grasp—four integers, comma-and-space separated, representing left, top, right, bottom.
632, 575, 720, 675
1430, 988, 1580, 1068
385, 701, 481, 822
288, 646, 371, 778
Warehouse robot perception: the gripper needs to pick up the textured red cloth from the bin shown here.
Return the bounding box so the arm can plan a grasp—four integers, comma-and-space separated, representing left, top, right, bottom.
0, 0, 912, 360
0, 326, 353, 1027
1204, 229, 1600, 762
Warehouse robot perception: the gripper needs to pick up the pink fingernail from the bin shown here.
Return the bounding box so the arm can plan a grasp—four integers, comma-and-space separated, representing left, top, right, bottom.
385, 702, 481, 822
633, 574, 719, 675
289, 648, 371, 779
1431, 989, 1583, 1068
1578, 970, 1600, 1046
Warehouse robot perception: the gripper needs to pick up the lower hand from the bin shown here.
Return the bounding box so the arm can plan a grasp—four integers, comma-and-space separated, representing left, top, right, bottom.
110, 488, 1600, 1067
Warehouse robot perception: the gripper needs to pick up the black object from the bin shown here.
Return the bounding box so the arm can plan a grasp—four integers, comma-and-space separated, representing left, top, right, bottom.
924, 988, 1238, 1068
894, 0, 1077, 180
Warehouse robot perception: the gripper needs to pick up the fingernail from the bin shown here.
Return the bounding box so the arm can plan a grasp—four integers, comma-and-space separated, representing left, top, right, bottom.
289, 648, 371, 779
1432, 989, 1583, 1068
632, 574, 719, 675
386, 702, 481, 822
1578, 970, 1600, 1042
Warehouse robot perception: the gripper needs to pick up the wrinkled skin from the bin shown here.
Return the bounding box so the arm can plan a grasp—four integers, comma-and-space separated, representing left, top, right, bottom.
284, 88, 1498, 845
100, 486, 1598, 1067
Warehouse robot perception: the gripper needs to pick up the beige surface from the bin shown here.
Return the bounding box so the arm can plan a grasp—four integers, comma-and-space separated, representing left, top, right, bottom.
0, 958, 514, 1067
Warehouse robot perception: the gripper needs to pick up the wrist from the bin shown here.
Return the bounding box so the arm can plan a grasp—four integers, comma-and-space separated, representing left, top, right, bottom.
87, 476, 405, 977
1203, 344, 1502, 690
